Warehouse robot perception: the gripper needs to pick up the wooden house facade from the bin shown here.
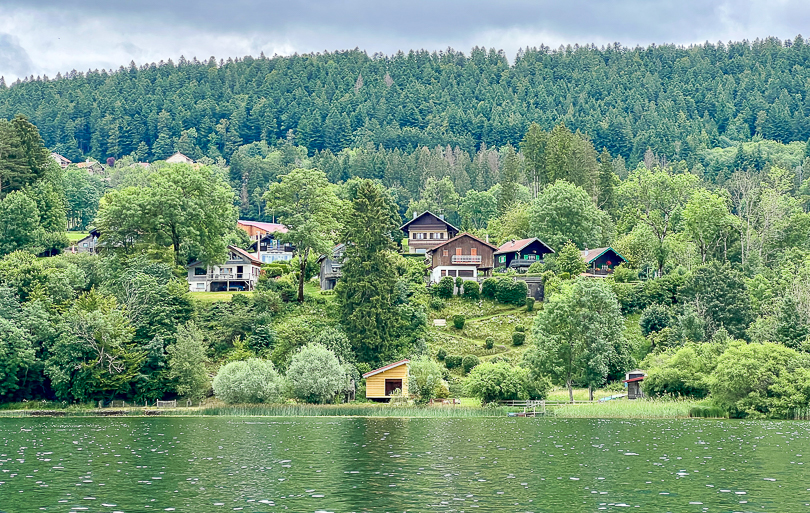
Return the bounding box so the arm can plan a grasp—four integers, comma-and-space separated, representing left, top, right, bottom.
581, 247, 627, 276
237, 220, 294, 264
363, 360, 409, 401
623, 369, 647, 400
494, 238, 555, 271
426, 233, 497, 283
400, 211, 459, 254
318, 243, 346, 290
186, 245, 262, 292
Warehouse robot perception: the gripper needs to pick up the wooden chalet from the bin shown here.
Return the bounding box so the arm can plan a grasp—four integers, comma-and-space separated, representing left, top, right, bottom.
237, 220, 294, 264
51, 153, 71, 169
363, 360, 409, 401
187, 245, 262, 292
400, 211, 459, 254
426, 233, 497, 283
623, 369, 647, 400
581, 247, 627, 276
494, 238, 555, 271
318, 243, 346, 291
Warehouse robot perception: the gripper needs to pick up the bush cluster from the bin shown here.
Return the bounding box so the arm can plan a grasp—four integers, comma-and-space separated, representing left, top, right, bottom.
444, 354, 463, 369
433, 276, 455, 299
436, 348, 447, 361
496, 279, 529, 305
461, 280, 480, 300
525, 297, 535, 311
452, 314, 466, 329
462, 355, 480, 373
512, 332, 526, 346
484, 337, 494, 349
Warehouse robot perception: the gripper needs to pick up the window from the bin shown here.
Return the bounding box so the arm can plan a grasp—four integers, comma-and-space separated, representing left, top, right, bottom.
82, 243, 88, 247
194, 267, 206, 276
471, 248, 477, 256
498, 255, 506, 264
455, 248, 462, 255
458, 270, 474, 277
523, 254, 536, 260
443, 249, 449, 257
441, 270, 447, 277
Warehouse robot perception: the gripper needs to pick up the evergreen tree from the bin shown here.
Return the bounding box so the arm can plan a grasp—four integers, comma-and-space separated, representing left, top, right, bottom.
336, 180, 404, 362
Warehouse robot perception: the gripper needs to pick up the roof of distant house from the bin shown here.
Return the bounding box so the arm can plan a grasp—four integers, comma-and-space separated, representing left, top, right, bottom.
237, 220, 289, 234
581, 247, 627, 264
362, 359, 410, 378
166, 151, 194, 164
427, 232, 498, 252
494, 237, 555, 255
229, 245, 262, 265
51, 153, 71, 163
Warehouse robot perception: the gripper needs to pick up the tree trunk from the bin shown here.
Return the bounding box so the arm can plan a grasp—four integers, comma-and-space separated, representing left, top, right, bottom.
588, 385, 594, 401
567, 380, 574, 403
298, 247, 309, 303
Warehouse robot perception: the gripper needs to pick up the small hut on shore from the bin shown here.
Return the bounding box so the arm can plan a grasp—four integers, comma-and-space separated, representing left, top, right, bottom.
362, 360, 409, 401
623, 369, 647, 400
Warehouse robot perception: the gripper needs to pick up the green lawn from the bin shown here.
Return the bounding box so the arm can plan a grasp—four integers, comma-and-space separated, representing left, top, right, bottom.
66, 231, 89, 242
189, 291, 253, 302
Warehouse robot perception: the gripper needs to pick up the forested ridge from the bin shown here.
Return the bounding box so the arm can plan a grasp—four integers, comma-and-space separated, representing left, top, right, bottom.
3, 36, 810, 170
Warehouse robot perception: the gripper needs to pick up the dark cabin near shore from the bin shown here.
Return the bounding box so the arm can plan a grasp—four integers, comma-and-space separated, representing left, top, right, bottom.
494, 238, 555, 271
400, 211, 459, 254
623, 369, 647, 400
581, 247, 627, 276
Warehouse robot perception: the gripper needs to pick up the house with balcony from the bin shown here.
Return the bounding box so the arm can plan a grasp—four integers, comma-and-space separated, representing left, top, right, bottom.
426, 233, 497, 283
317, 243, 346, 291
494, 238, 555, 272
581, 247, 627, 276
400, 211, 459, 254
187, 245, 262, 292
237, 220, 295, 264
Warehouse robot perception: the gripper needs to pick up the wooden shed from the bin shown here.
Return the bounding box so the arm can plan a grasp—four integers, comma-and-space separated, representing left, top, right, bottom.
623, 369, 647, 400
363, 359, 409, 401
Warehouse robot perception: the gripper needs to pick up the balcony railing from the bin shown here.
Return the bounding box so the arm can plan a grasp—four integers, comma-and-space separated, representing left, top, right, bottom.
191, 273, 255, 280
451, 255, 482, 264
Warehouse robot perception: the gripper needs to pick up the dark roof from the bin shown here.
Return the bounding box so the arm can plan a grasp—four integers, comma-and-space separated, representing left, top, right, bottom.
494, 237, 555, 255
399, 211, 459, 233
622, 376, 645, 383
427, 232, 498, 252
581, 247, 627, 264
317, 243, 346, 263
362, 359, 410, 378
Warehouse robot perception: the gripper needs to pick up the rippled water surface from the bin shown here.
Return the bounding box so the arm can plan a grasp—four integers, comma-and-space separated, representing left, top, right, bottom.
1, 417, 809, 512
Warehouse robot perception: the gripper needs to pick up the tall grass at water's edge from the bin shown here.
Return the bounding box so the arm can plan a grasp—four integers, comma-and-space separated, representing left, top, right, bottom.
550, 399, 703, 419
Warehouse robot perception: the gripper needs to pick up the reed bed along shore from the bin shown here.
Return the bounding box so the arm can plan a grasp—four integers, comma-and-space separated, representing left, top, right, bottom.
549, 398, 701, 419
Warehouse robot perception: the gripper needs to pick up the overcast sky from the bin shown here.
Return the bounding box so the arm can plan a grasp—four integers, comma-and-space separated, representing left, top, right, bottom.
1, 0, 809, 82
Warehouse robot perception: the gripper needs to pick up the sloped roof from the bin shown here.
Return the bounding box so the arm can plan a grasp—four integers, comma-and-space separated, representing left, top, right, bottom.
229, 245, 262, 265
237, 220, 289, 234
166, 151, 194, 163
427, 232, 498, 252
399, 211, 459, 233
362, 359, 410, 378
494, 237, 555, 255
581, 247, 627, 264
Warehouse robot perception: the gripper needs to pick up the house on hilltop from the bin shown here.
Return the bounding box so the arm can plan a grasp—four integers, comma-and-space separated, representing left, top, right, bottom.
426, 233, 497, 283
186, 245, 262, 292
68, 228, 101, 254
166, 152, 194, 164
51, 153, 71, 169
400, 211, 459, 254
317, 243, 346, 291
237, 220, 295, 264
581, 247, 627, 276
494, 238, 555, 272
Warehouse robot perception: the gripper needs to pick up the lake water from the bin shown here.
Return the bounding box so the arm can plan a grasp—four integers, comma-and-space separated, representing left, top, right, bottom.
0, 417, 808, 512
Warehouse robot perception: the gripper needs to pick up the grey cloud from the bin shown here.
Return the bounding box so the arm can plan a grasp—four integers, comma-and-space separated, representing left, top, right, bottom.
0, 33, 34, 78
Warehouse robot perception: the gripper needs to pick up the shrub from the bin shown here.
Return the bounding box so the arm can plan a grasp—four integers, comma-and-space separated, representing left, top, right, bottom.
455, 276, 464, 290
212, 358, 283, 404
408, 356, 446, 404
496, 279, 528, 305
481, 277, 499, 299
461, 280, 480, 300
525, 297, 535, 311
612, 264, 638, 283
462, 355, 480, 374
484, 337, 494, 350
514, 324, 525, 332
286, 343, 346, 404
512, 332, 526, 346
436, 347, 447, 361
434, 276, 455, 299
429, 297, 446, 311
464, 361, 531, 404
435, 380, 450, 399
444, 354, 463, 369
452, 314, 466, 329
527, 261, 545, 274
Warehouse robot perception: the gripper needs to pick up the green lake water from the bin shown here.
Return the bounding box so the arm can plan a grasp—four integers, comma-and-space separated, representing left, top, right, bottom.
0, 417, 808, 512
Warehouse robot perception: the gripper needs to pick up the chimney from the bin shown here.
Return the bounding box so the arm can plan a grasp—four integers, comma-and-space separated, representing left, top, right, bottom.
485, 234, 489, 243
413, 211, 418, 220
584, 244, 588, 251
439, 214, 444, 220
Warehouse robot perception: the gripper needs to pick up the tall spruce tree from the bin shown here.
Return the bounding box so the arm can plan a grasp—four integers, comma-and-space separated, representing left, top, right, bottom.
335, 180, 404, 363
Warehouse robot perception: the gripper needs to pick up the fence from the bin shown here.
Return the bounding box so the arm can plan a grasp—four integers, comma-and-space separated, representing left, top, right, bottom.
156, 400, 177, 408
